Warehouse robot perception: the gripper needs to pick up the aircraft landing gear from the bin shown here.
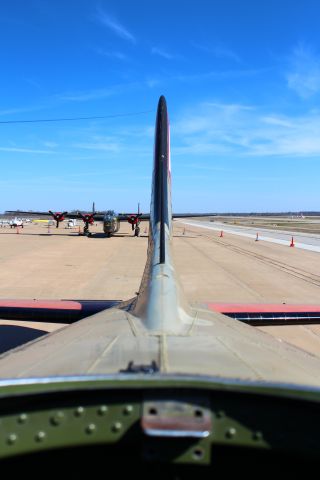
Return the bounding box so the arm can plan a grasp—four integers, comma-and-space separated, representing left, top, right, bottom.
134, 226, 140, 237
84, 224, 91, 236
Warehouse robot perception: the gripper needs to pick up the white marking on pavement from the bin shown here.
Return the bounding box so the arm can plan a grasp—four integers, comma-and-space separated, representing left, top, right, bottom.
177, 220, 320, 253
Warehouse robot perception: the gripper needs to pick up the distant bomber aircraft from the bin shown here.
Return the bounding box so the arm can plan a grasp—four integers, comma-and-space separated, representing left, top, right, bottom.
6, 206, 149, 237
7, 202, 214, 238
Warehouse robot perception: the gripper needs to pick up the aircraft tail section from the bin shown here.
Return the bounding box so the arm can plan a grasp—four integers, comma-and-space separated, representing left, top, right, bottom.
133, 96, 190, 333
150, 95, 172, 263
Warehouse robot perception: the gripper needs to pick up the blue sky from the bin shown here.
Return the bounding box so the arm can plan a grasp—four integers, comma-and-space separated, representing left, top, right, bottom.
1, 0, 320, 213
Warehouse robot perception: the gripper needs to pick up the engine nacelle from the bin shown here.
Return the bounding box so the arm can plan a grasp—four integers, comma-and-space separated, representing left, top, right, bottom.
49, 211, 68, 228
127, 214, 142, 230
80, 214, 95, 225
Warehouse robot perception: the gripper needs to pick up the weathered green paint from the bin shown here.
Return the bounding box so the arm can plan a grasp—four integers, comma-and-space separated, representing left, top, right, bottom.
0, 375, 319, 401
0, 375, 318, 462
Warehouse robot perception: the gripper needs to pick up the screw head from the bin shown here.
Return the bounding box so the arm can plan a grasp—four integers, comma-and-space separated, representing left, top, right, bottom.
74, 406, 85, 417
123, 405, 133, 415
253, 431, 263, 441
98, 405, 108, 416
192, 447, 204, 460
112, 422, 122, 432
50, 411, 65, 426
86, 423, 96, 434
7, 434, 17, 445
36, 431, 46, 442
226, 427, 236, 439
18, 413, 28, 424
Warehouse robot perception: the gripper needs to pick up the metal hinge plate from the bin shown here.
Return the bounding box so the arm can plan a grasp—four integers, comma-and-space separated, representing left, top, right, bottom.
141, 398, 211, 438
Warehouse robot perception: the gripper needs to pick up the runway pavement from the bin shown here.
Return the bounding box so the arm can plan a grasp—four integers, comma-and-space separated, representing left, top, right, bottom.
172, 221, 320, 357
0, 219, 319, 357
178, 219, 320, 252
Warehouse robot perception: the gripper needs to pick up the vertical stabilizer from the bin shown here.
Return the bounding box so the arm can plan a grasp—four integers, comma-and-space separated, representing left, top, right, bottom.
151, 95, 172, 263
133, 96, 190, 333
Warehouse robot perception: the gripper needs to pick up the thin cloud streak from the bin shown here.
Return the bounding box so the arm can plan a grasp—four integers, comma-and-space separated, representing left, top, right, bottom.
151, 47, 178, 60
191, 42, 241, 63
57, 87, 117, 102
0, 105, 45, 116
175, 67, 267, 83
95, 7, 136, 44
74, 141, 120, 152
56, 79, 161, 102
42, 141, 58, 148
287, 43, 320, 98
172, 101, 320, 157
95, 47, 128, 61
0, 146, 54, 154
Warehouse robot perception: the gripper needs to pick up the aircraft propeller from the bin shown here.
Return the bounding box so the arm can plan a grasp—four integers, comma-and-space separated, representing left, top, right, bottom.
48, 211, 68, 228
78, 213, 95, 235
126, 202, 142, 235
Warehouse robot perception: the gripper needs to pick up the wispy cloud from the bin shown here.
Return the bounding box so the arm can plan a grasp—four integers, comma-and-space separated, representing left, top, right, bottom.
42, 141, 58, 148
151, 47, 178, 60
57, 86, 118, 102
24, 77, 42, 89
172, 101, 320, 157
287, 43, 320, 98
175, 68, 266, 83
261, 116, 294, 128
0, 146, 54, 154
73, 141, 120, 153
145, 77, 161, 88
95, 7, 136, 44
191, 42, 241, 63
181, 163, 235, 172
56, 79, 156, 102
0, 106, 42, 117
95, 47, 128, 61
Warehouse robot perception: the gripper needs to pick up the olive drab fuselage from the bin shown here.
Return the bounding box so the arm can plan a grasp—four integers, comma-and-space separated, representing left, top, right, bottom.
103, 211, 120, 235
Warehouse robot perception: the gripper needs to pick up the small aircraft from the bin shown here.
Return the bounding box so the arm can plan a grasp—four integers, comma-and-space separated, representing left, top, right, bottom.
9, 217, 23, 228
0, 219, 10, 227
66, 218, 78, 228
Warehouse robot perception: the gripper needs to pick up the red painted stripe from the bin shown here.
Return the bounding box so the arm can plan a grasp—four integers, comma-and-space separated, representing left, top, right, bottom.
207, 303, 320, 313
3, 300, 320, 315
0, 300, 82, 310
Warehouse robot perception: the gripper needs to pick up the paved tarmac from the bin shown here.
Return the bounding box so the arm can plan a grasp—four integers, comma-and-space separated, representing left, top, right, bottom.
0, 219, 319, 357
179, 219, 320, 252
172, 221, 320, 357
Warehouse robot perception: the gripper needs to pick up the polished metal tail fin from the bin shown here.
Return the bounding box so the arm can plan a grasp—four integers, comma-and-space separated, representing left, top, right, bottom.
133, 96, 190, 333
